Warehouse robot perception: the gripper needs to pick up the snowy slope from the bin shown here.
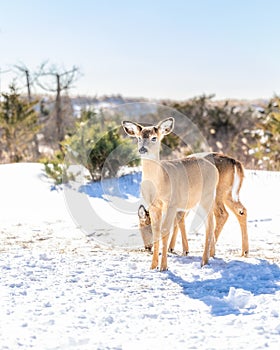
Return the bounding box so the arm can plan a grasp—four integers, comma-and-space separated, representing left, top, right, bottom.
0, 163, 280, 350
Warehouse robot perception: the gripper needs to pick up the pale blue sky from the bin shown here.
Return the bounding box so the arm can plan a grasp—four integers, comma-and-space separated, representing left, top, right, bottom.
1, 0, 280, 100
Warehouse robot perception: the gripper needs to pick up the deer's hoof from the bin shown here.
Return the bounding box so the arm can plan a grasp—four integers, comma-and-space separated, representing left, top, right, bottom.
201, 258, 209, 267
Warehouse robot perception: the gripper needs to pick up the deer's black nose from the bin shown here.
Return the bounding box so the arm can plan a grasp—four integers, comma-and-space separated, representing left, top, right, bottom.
139, 146, 148, 154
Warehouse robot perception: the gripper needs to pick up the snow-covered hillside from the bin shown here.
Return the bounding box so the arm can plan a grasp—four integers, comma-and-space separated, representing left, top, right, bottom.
0, 163, 280, 349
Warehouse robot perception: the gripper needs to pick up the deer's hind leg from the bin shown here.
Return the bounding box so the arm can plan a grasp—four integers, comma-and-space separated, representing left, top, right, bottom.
168, 221, 179, 253
200, 191, 216, 266
168, 211, 189, 255
178, 212, 189, 255
201, 210, 215, 266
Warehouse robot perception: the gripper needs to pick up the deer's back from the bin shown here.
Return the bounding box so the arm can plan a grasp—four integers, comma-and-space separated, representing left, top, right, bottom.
158, 156, 218, 209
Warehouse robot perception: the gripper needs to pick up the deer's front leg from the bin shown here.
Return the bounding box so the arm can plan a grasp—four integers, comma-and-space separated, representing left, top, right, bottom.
149, 206, 162, 270
160, 207, 177, 271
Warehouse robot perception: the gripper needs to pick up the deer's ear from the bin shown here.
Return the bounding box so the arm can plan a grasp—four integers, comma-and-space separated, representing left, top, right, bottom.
122, 121, 142, 137
157, 117, 174, 136
138, 205, 148, 219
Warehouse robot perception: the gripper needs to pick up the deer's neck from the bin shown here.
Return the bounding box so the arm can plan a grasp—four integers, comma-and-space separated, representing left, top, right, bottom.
141, 152, 159, 161
141, 156, 161, 181
141, 156, 163, 206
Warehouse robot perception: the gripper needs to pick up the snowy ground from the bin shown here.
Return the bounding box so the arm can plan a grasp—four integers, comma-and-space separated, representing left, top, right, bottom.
0, 163, 280, 349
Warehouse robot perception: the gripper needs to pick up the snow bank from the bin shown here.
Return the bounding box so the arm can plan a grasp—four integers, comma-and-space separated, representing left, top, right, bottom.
0, 163, 280, 349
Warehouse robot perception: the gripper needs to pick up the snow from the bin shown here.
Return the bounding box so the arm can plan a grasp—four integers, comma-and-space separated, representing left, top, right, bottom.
0, 163, 280, 349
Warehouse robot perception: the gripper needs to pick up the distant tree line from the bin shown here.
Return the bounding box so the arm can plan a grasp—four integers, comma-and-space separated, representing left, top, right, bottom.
0, 63, 279, 181
165, 94, 279, 170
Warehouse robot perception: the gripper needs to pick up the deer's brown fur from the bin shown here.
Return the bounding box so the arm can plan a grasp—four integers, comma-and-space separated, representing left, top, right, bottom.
139, 153, 248, 258
122, 118, 219, 270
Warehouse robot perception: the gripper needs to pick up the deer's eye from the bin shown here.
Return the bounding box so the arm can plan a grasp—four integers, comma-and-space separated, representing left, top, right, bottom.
151, 136, 157, 142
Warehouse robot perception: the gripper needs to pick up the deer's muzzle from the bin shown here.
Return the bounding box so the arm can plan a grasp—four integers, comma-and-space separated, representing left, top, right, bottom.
139, 146, 148, 154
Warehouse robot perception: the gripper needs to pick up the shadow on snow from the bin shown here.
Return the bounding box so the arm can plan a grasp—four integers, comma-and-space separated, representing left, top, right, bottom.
79, 172, 141, 199
166, 256, 280, 316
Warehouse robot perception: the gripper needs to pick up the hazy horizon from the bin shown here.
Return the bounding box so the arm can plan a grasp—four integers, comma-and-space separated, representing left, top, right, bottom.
1, 0, 280, 101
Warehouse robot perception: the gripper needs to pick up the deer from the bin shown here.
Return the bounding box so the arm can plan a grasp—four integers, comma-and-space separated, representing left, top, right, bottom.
138, 153, 249, 258
122, 117, 219, 271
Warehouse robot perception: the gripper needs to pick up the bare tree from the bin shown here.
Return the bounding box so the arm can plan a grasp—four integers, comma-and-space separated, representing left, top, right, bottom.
35, 62, 80, 144
14, 63, 41, 157
14, 63, 33, 102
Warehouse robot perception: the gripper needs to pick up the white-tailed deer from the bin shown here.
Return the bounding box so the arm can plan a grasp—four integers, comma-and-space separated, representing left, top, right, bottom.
138, 153, 249, 257
122, 118, 219, 270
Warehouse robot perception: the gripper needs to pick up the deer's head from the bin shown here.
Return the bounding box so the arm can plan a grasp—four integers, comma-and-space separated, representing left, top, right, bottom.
122, 117, 174, 158
138, 204, 153, 251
